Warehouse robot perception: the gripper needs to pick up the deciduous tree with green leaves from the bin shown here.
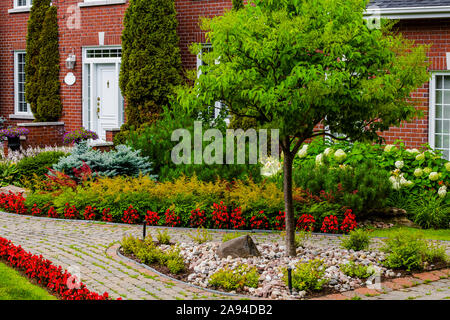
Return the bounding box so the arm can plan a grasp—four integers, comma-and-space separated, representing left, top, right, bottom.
177, 0, 430, 256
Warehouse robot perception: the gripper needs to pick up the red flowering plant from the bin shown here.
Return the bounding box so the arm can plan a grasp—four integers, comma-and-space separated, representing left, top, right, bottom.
164, 209, 181, 227
0, 237, 111, 300
189, 208, 206, 228
0, 192, 27, 215
296, 214, 316, 232
31, 204, 42, 216
47, 206, 59, 218
122, 205, 140, 224
83, 206, 96, 220
212, 201, 229, 229
101, 208, 113, 222
250, 210, 269, 230
230, 207, 246, 229
64, 203, 79, 220
274, 211, 286, 231
72, 162, 95, 183
340, 209, 357, 233
321, 215, 339, 233
145, 210, 161, 226
43, 169, 78, 192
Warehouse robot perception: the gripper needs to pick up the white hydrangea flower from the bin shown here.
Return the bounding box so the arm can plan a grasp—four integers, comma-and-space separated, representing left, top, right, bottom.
260, 156, 282, 177
415, 153, 425, 161
406, 148, 420, 154
413, 168, 423, 177
334, 149, 347, 163
315, 153, 324, 166
297, 145, 308, 158
399, 176, 408, 186
389, 176, 401, 190
403, 180, 414, 187
323, 147, 333, 157
429, 172, 439, 181
445, 162, 450, 172
423, 167, 432, 175
384, 145, 396, 152
438, 186, 447, 198
395, 160, 404, 169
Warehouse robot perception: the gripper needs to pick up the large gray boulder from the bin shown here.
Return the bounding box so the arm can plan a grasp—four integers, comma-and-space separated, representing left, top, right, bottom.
217, 235, 261, 259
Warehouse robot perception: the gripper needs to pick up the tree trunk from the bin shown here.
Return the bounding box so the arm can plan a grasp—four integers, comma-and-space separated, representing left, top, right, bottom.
283, 149, 296, 257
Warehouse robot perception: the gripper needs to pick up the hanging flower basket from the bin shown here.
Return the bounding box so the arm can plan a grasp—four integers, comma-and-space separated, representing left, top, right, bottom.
0, 127, 29, 152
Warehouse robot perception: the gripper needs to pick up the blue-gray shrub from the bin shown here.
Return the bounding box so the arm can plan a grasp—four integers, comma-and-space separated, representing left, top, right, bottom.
53, 142, 156, 179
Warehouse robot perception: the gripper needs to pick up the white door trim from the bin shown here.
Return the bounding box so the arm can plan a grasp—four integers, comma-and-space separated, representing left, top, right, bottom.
82, 46, 123, 140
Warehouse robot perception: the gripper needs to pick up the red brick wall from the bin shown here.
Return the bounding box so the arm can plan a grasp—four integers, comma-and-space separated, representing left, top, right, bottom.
0, 0, 234, 132
377, 19, 447, 148
0, 2, 447, 149
18, 123, 66, 148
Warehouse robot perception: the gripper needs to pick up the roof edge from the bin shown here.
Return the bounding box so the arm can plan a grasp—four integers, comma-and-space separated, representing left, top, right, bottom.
364, 6, 450, 19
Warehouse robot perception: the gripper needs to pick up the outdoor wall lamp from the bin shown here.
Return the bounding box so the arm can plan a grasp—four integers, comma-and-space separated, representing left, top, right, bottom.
66, 54, 76, 70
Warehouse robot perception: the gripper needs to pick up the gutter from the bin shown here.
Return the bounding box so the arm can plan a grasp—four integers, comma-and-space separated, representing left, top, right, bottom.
364, 6, 450, 20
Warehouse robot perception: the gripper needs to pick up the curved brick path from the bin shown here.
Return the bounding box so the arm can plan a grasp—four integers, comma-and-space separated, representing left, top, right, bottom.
0, 211, 449, 300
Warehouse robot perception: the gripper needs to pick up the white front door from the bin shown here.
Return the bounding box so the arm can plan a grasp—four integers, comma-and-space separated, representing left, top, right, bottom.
95, 64, 120, 140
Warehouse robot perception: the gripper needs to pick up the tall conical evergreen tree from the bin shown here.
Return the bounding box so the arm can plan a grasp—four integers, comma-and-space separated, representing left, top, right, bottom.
36, 6, 62, 121
119, 0, 182, 127
25, 0, 51, 116
232, 0, 245, 10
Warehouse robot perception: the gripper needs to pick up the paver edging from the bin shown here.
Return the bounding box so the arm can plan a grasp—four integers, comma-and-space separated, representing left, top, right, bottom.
113, 244, 254, 299
316, 268, 450, 300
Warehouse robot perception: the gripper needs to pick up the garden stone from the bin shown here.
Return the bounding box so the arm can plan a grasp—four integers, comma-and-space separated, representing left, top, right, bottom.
0, 185, 27, 196
217, 235, 261, 259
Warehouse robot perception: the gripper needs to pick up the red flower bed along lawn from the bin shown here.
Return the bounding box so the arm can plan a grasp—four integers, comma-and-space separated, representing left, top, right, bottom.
0, 192, 357, 234
0, 237, 114, 300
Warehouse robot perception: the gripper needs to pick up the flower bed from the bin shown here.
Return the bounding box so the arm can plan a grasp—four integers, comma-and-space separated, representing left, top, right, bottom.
119, 232, 448, 300
0, 237, 112, 300
0, 190, 357, 234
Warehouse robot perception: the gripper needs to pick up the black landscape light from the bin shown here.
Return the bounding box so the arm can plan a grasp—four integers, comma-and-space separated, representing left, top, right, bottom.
143, 219, 147, 240
287, 266, 293, 295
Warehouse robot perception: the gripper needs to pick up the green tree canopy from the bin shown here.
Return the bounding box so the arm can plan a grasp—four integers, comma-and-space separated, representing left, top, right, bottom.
178, 0, 430, 255
119, 0, 183, 128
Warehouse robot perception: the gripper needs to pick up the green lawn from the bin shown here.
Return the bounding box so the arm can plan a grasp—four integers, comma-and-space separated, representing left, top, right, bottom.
0, 262, 57, 300
367, 226, 450, 241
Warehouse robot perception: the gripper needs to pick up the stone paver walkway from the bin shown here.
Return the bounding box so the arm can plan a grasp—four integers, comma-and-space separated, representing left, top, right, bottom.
0, 211, 448, 300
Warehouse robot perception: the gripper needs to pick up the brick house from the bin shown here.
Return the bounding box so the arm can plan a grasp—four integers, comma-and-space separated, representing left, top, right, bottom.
0, 0, 449, 158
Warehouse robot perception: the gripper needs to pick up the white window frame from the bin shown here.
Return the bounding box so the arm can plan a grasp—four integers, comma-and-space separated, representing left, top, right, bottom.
429, 72, 450, 159
14, 51, 32, 116
14, 0, 32, 9
79, 0, 127, 8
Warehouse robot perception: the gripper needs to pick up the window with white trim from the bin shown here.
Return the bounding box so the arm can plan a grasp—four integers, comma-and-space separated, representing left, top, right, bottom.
14, 51, 31, 115
430, 74, 450, 159
14, 0, 33, 9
